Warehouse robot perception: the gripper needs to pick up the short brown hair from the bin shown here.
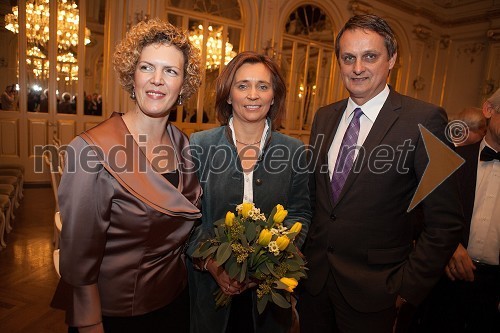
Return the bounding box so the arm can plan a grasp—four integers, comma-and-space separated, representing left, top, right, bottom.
335, 14, 398, 60
113, 18, 201, 100
215, 51, 286, 130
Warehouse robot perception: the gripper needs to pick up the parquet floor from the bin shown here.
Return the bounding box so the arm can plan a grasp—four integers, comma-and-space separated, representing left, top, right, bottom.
0, 187, 66, 333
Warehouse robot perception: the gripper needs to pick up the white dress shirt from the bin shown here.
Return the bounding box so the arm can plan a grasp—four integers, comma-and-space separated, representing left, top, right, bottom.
467, 139, 500, 265
328, 85, 390, 179
229, 117, 269, 203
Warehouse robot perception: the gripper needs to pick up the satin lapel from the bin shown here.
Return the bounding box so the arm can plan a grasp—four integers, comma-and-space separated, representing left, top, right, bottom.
319, 101, 346, 208
333, 93, 400, 207
80, 113, 201, 218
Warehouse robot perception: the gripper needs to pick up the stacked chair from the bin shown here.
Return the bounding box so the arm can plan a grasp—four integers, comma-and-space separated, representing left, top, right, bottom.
0, 163, 24, 249
44, 136, 64, 277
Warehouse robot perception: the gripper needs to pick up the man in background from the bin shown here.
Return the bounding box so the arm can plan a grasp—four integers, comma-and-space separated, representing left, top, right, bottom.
415, 88, 500, 333
452, 106, 487, 146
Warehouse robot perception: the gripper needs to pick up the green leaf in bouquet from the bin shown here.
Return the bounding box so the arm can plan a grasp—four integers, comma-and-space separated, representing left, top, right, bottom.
200, 245, 218, 259
245, 222, 256, 242
227, 256, 239, 279
192, 240, 211, 258
293, 253, 305, 266
258, 263, 270, 275
265, 261, 279, 278
273, 279, 290, 290
215, 242, 232, 265
271, 290, 291, 309
287, 259, 301, 271
238, 259, 247, 283
286, 231, 299, 241
286, 270, 307, 279
239, 232, 248, 248
266, 251, 281, 265
266, 206, 278, 228
257, 294, 270, 314
213, 218, 225, 226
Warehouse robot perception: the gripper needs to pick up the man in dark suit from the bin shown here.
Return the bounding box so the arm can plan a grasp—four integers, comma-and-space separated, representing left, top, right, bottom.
298, 14, 464, 333
415, 88, 500, 333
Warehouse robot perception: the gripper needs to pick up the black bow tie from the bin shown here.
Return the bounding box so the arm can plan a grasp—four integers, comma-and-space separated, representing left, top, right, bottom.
480, 146, 500, 162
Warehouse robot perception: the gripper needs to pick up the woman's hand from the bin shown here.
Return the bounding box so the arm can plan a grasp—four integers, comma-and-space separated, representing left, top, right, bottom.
205, 258, 255, 295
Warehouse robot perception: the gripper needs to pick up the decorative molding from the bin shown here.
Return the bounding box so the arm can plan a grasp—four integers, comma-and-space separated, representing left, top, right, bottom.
457, 42, 485, 63
413, 24, 433, 42
413, 76, 426, 91
487, 29, 500, 42
376, 0, 500, 27
439, 35, 451, 49
127, 10, 150, 30
482, 79, 497, 96
262, 39, 280, 61
349, 1, 373, 16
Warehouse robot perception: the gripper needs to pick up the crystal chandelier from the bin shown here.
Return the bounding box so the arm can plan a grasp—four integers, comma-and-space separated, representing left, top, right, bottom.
4, 0, 91, 51
4, 0, 89, 83
189, 25, 237, 70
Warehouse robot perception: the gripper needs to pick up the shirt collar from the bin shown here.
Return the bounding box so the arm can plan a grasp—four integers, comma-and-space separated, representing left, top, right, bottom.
345, 85, 390, 123
228, 117, 270, 155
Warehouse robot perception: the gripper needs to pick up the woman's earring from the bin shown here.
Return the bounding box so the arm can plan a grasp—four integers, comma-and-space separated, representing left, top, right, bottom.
131, 90, 136, 100
177, 94, 183, 105
271, 98, 274, 105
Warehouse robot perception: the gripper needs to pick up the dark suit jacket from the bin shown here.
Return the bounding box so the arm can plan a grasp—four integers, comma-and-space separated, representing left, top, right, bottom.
303, 89, 464, 312
455, 142, 480, 246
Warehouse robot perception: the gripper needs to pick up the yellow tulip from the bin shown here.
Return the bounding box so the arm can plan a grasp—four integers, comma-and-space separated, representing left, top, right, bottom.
258, 229, 273, 246
289, 222, 302, 235
225, 211, 235, 227
275, 204, 284, 212
273, 209, 288, 224
241, 202, 253, 218
276, 235, 290, 251
280, 277, 298, 292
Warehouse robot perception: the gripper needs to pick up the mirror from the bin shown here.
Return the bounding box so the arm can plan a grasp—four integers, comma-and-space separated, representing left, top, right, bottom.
1, 2, 19, 111
83, 0, 105, 116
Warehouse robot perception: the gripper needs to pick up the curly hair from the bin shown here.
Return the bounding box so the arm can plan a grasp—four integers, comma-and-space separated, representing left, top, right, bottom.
113, 18, 202, 101
215, 51, 286, 130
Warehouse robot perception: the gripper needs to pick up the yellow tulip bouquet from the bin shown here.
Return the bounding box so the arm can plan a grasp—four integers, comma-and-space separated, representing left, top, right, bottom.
192, 202, 307, 314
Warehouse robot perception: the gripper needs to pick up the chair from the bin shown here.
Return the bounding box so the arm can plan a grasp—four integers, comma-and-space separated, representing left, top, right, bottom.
43, 151, 62, 212
0, 176, 19, 221
0, 163, 24, 200
0, 194, 10, 248
0, 184, 15, 233
0, 168, 23, 205
54, 211, 62, 249
53, 249, 61, 277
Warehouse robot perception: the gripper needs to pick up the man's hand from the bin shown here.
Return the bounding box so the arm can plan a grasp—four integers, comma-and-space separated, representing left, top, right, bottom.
445, 243, 476, 281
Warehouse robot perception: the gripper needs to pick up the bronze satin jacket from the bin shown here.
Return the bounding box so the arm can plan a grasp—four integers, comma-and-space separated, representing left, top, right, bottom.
52, 113, 202, 327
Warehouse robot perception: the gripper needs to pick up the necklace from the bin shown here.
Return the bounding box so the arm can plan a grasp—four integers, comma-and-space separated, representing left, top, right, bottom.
235, 138, 261, 145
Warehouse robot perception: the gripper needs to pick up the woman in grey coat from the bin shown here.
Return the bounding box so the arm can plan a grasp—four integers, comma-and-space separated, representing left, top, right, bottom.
187, 51, 311, 333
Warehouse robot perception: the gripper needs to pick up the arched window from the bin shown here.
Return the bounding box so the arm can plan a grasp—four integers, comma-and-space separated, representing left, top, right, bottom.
280, 5, 335, 135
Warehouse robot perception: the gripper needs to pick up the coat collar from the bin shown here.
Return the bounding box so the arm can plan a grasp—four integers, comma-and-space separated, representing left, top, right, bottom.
79, 112, 201, 218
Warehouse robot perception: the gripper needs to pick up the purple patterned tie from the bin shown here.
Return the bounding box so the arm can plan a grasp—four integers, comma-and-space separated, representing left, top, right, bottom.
331, 108, 363, 203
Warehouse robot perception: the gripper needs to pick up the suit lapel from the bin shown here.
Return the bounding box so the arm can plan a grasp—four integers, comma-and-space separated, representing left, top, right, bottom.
319, 101, 346, 207
333, 91, 401, 207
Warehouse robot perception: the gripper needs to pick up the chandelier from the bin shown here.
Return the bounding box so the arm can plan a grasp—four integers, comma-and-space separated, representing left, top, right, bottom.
189, 25, 236, 70
4, 0, 89, 82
